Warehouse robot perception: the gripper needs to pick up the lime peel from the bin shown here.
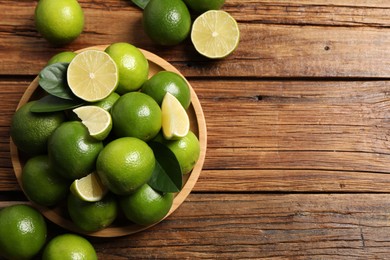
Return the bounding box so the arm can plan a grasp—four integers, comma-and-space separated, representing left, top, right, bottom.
70, 172, 108, 202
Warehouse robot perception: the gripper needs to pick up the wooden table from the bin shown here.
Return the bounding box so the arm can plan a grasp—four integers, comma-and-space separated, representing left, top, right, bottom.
1, 1, 390, 258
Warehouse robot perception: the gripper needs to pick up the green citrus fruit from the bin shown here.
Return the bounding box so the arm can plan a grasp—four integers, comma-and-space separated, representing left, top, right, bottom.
0, 204, 47, 260
34, 0, 84, 45
42, 233, 97, 260
105, 42, 149, 94
191, 10, 240, 59
96, 137, 155, 195
120, 183, 174, 226
92, 91, 120, 111
143, 0, 191, 46
47, 51, 77, 65
158, 130, 200, 174
10, 101, 66, 156
48, 121, 103, 180
183, 0, 225, 13
67, 192, 118, 232
141, 71, 191, 109
22, 155, 70, 206
111, 92, 162, 141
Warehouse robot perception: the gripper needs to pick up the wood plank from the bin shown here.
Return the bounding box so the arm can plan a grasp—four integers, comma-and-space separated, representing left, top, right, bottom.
0, 1, 389, 77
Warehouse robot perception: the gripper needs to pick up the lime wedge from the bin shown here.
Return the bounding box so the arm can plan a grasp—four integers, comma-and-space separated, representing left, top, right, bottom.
70, 172, 108, 202
73, 105, 112, 140
161, 93, 190, 140
191, 10, 240, 59
67, 50, 118, 102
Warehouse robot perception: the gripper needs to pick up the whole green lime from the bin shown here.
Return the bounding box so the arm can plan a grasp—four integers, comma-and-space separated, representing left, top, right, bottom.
143, 0, 191, 46
141, 71, 191, 109
48, 121, 103, 180
0, 204, 47, 260
67, 192, 118, 232
10, 101, 66, 156
158, 130, 200, 174
120, 184, 174, 226
22, 155, 70, 206
111, 92, 162, 141
92, 91, 120, 112
96, 137, 155, 195
105, 42, 149, 94
42, 233, 97, 260
35, 0, 84, 45
47, 51, 77, 65
183, 0, 225, 13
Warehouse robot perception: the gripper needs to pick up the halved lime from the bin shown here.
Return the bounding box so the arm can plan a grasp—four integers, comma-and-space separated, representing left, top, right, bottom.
73, 105, 112, 140
161, 93, 190, 140
70, 172, 108, 202
67, 50, 118, 102
191, 10, 240, 59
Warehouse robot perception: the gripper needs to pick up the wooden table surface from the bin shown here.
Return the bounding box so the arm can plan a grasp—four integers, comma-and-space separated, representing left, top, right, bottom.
1, 0, 390, 259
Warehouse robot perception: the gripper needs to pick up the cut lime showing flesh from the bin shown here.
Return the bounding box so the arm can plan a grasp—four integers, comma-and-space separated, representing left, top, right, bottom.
67, 50, 118, 102
70, 172, 108, 202
191, 10, 240, 59
161, 93, 190, 140
73, 105, 112, 140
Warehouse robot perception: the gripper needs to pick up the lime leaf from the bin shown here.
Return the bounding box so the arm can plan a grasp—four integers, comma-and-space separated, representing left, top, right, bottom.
148, 141, 182, 193
30, 95, 84, 113
39, 62, 75, 100
131, 0, 150, 9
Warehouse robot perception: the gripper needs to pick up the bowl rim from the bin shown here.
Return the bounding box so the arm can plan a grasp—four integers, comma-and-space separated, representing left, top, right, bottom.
10, 45, 207, 237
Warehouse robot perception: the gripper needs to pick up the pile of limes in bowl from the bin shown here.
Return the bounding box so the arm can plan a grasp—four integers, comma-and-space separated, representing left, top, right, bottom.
10, 42, 201, 233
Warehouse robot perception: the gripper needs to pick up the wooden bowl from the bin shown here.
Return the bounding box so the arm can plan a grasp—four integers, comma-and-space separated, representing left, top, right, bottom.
10, 45, 207, 237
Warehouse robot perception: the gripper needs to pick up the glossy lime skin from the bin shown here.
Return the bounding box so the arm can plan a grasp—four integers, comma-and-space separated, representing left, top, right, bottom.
35, 0, 84, 45
143, 0, 191, 46
0, 205, 47, 260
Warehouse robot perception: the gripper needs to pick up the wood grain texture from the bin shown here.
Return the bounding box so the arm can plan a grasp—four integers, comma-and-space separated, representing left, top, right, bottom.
1, 0, 390, 257
0, 1, 389, 77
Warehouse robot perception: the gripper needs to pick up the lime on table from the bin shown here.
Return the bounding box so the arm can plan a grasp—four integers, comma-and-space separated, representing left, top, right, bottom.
0, 205, 47, 260
143, 0, 191, 46
42, 233, 97, 260
183, 0, 225, 13
161, 93, 190, 140
34, 0, 84, 45
73, 105, 112, 140
191, 10, 240, 59
70, 172, 108, 202
67, 50, 118, 102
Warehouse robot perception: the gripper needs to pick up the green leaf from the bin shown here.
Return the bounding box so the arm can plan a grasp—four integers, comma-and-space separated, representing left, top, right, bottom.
39, 62, 75, 100
148, 141, 182, 193
30, 95, 84, 113
131, 0, 150, 9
